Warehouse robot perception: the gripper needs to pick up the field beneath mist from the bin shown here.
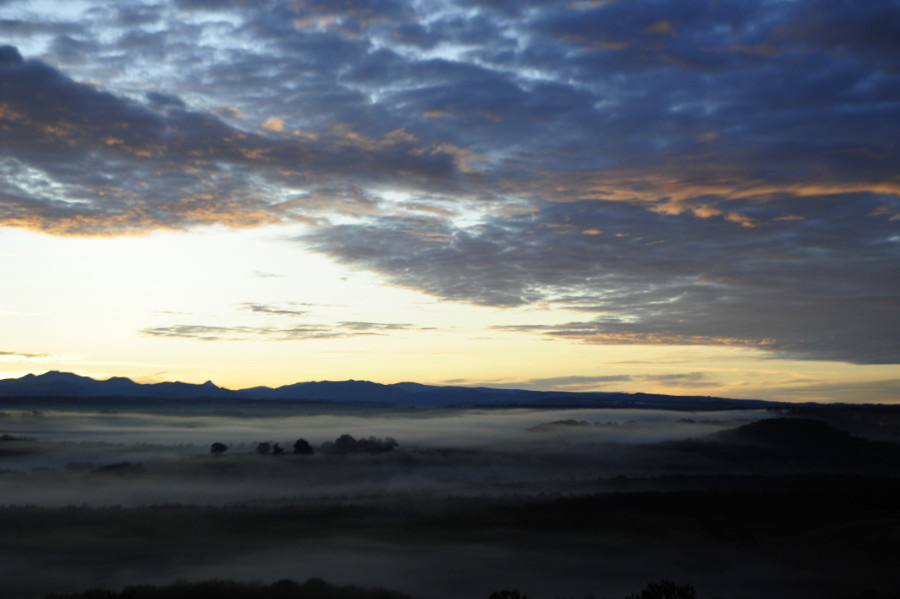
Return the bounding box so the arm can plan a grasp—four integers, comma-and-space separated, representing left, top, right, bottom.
2, 400, 900, 599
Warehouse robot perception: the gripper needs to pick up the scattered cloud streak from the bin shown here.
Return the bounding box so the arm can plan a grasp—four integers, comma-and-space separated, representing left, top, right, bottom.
241, 303, 309, 317
141, 324, 346, 341
141, 319, 423, 342
0, 350, 52, 360
499, 372, 717, 393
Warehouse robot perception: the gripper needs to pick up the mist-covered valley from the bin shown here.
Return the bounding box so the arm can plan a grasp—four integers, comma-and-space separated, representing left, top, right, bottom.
2, 399, 900, 599
0, 403, 772, 506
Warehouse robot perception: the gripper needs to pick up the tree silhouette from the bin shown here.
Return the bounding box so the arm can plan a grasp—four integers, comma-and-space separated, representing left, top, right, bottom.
293, 438, 314, 455
272, 443, 284, 455
334, 433, 358, 454
256, 442, 272, 455
210, 442, 228, 456
320, 434, 399, 455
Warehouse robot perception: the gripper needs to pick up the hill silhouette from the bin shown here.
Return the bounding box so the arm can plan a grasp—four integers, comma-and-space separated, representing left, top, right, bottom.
721, 417, 866, 449
0, 371, 779, 410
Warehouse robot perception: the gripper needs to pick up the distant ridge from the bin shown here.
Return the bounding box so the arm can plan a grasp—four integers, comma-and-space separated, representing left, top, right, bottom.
0, 370, 779, 410
0, 371, 231, 400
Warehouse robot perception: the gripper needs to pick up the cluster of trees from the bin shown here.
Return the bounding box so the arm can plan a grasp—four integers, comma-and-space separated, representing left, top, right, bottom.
0, 433, 35, 441
319, 434, 398, 455
209, 434, 397, 457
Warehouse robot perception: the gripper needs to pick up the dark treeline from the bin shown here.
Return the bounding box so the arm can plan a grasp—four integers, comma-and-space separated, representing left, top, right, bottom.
42, 578, 900, 599
211, 434, 398, 457
44, 578, 412, 599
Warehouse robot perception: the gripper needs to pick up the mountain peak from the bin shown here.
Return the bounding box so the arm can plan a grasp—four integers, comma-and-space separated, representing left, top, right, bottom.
38, 370, 90, 381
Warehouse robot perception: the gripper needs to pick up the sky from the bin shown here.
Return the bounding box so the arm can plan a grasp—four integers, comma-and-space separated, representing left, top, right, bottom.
0, 0, 898, 403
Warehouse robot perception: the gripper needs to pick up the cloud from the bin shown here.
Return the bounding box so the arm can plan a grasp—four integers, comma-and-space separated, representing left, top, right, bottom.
139, 324, 346, 341
510, 375, 634, 392
638, 372, 717, 388
0, 45, 465, 236
140, 320, 423, 341
240, 303, 308, 317
339, 321, 423, 331
0, 350, 53, 360
306, 193, 900, 364
260, 117, 284, 132
2, 0, 899, 365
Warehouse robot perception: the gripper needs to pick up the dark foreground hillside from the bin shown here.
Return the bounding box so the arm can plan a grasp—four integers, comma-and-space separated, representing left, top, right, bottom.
47, 577, 900, 599
2, 474, 899, 599
45, 579, 414, 599
3, 406, 900, 599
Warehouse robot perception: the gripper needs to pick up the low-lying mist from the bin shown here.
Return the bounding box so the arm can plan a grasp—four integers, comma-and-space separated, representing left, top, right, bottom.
0, 403, 769, 507
2, 404, 766, 449
3, 399, 900, 599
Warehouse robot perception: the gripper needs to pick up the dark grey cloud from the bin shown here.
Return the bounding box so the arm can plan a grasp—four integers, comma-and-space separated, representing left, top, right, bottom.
306, 194, 900, 364
174, 0, 243, 10
110, 4, 164, 26
0, 45, 464, 234
0, 17, 83, 38
48, 34, 101, 60
778, 0, 900, 72
145, 91, 186, 110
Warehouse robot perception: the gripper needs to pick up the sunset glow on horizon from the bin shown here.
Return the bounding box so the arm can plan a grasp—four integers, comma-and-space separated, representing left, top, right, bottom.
1, 0, 898, 403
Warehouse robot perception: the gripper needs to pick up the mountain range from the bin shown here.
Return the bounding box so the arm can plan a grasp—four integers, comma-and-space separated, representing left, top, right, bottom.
0, 370, 778, 410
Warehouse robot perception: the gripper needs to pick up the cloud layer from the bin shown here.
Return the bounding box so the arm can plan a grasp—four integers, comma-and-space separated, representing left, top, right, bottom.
1, 0, 898, 364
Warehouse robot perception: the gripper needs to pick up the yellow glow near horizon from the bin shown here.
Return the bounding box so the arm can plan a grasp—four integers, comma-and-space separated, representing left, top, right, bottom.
1, 226, 897, 403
